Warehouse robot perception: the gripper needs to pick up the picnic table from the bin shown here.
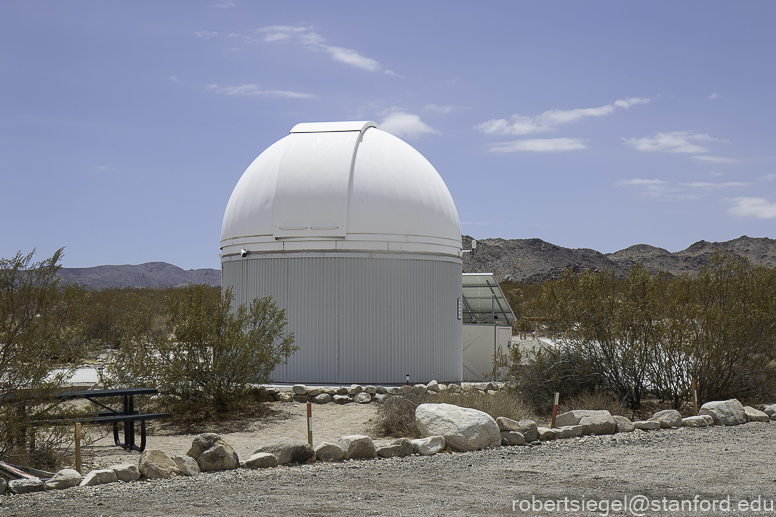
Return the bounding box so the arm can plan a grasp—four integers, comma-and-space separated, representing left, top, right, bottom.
54, 387, 167, 452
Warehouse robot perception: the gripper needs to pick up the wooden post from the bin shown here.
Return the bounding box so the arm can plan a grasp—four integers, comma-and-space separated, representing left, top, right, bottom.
75, 422, 82, 474
692, 378, 699, 416
551, 392, 559, 428
307, 402, 313, 446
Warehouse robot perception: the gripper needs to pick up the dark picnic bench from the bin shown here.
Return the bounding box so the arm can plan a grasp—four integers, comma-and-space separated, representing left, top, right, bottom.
53, 387, 167, 452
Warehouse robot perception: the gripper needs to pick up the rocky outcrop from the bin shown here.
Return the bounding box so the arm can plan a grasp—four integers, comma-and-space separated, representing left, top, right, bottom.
44, 469, 82, 490
555, 410, 616, 435
109, 463, 141, 482
254, 438, 315, 465
376, 438, 414, 458
186, 433, 240, 472
700, 399, 747, 426
613, 415, 635, 433
139, 449, 179, 479
315, 443, 344, 462
683, 415, 713, 427
244, 452, 279, 469
338, 435, 377, 460
744, 406, 770, 423
415, 403, 500, 452
411, 436, 445, 455
649, 409, 683, 429
80, 469, 118, 487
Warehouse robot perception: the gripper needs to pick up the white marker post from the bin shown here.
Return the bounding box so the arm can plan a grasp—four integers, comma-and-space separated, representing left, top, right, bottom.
307, 402, 313, 446
551, 392, 560, 428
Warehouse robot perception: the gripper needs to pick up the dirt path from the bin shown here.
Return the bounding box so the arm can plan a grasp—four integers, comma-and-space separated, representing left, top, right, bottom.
3, 414, 775, 516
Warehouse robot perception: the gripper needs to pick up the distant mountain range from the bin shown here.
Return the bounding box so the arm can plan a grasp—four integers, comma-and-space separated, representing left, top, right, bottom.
461, 235, 776, 283
57, 262, 221, 289
57, 235, 776, 289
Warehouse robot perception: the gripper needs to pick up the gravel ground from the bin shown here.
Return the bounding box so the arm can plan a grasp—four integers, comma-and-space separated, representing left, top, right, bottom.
2, 419, 775, 516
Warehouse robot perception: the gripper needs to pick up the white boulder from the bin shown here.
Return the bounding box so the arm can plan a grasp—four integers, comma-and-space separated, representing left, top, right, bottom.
700, 399, 747, 426
649, 409, 683, 428
415, 403, 500, 452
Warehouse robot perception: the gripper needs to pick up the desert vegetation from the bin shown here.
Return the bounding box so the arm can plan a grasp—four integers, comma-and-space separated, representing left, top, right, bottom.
0, 249, 295, 468
504, 251, 776, 412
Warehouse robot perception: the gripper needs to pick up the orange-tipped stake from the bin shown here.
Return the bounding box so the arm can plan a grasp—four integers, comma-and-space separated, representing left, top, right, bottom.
551, 392, 559, 428
307, 401, 313, 446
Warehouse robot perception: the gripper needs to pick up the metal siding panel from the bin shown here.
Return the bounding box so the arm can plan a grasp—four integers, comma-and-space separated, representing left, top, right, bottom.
223, 254, 462, 384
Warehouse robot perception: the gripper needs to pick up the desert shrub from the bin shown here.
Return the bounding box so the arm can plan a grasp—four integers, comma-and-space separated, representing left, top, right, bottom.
374, 389, 432, 438
435, 389, 535, 422
506, 345, 604, 414
107, 284, 298, 415
0, 248, 94, 468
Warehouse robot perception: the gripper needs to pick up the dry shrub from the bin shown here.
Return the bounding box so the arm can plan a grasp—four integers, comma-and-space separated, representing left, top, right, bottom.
374, 389, 431, 438
374, 387, 536, 438
557, 390, 627, 417
435, 390, 535, 423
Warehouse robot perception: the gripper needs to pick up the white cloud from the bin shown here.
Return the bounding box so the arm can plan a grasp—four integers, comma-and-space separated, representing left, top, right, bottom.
615, 178, 694, 199
475, 97, 649, 136
325, 46, 380, 71
692, 155, 739, 164
258, 25, 386, 73
679, 182, 749, 188
759, 173, 776, 181
425, 104, 453, 114
169, 75, 179, 82
379, 110, 438, 138
616, 178, 666, 186
488, 138, 587, 153
623, 131, 717, 153
708, 93, 719, 99
214, 0, 235, 7
205, 84, 317, 98
728, 197, 776, 219
195, 30, 219, 39
93, 166, 113, 171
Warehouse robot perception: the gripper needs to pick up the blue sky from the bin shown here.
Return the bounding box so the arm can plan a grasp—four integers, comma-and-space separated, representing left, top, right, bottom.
2, 1, 775, 270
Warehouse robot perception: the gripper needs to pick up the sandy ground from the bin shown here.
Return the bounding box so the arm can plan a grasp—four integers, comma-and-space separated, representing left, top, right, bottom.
81, 401, 380, 470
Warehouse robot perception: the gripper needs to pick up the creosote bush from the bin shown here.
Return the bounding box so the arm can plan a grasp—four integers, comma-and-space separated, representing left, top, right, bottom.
107, 284, 298, 416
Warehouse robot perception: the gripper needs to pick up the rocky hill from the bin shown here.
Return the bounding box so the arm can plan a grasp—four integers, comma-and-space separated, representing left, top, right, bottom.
58, 235, 775, 289
57, 262, 221, 289
462, 235, 776, 283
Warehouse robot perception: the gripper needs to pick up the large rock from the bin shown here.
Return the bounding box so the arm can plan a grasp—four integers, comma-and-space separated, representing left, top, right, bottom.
9, 478, 44, 494
170, 455, 200, 476
649, 409, 683, 428
307, 387, 322, 397
553, 425, 583, 439
415, 403, 500, 452
79, 469, 118, 487
536, 427, 557, 440
763, 403, 776, 417
109, 463, 141, 482
613, 415, 635, 433
186, 433, 239, 472
376, 438, 414, 458
411, 435, 445, 455
338, 435, 377, 460
683, 415, 714, 427
426, 380, 440, 393
744, 406, 770, 423
254, 438, 315, 465
517, 420, 538, 442
500, 431, 525, 445
314, 393, 332, 404
700, 399, 747, 426
315, 442, 344, 462
633, 420, 661, 430
139, 449, 179, 479
44, 469, 82, 490
348, 384, 363, 396
244, 452, 278, 469
555, 410, 616, 435
496, 416, 521, 432
354, 392, 372, 404
333, 394, 350, 405
292, 384, 307, 395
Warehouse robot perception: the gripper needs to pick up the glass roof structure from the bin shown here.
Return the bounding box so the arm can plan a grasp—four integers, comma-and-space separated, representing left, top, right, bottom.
461, 273, 516, 325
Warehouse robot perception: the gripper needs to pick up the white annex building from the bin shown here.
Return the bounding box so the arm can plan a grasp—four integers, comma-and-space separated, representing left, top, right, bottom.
220, 121, 463, 384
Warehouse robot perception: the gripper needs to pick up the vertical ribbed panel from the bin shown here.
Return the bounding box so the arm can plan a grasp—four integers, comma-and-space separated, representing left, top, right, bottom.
222, 254, 462, 384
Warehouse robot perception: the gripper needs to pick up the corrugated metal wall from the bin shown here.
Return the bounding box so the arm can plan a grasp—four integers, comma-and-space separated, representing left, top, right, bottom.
222, 253, 462, 384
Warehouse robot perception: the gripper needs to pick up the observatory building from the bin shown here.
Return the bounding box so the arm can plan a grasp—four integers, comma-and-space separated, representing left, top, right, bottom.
220, 121, 463, 384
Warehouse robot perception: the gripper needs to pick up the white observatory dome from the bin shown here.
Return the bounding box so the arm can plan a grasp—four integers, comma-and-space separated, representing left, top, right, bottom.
220, 121, 461, 258
220, 121, 463, 384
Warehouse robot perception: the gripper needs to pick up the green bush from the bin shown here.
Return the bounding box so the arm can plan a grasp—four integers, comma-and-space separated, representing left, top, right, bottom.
107, 284, 297, 415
